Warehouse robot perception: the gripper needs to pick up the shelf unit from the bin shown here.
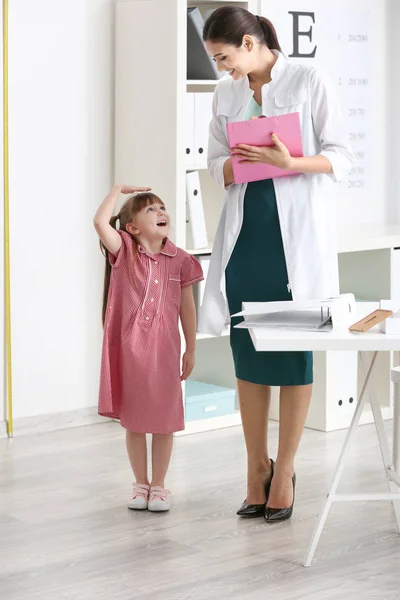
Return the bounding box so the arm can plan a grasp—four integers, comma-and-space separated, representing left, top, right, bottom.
115, 0, 258, 432
186, 80, 219, 87
115, 2, 399, 435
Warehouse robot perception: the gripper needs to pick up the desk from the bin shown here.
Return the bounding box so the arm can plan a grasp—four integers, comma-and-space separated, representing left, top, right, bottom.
243, 302, 400, 566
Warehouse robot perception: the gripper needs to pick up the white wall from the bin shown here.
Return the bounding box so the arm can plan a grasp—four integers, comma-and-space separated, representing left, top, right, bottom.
0, 8, 4, 424
387, 0, 400, 223
3, 0, 114, 421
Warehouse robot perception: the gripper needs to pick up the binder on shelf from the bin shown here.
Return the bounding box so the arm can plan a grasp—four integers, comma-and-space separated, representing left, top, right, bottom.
187, 8, 223, 81
186, 93, 195, 168
393, 248, 400, 304
195, 256, 210, 316
186, 171, 208, 250
194, 93, 213, 167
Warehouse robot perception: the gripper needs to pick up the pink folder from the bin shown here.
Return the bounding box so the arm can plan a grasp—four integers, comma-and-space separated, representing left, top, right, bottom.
226, 112, 304, 184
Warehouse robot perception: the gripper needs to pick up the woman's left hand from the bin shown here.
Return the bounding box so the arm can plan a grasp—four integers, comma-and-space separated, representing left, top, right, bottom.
232, 134, 293, 170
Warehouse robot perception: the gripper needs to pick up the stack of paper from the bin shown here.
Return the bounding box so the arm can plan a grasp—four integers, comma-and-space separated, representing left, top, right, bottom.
233, 294, 356, 332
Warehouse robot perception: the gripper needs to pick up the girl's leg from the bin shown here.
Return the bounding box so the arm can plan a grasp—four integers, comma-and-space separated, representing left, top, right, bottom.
237, 379, 273, 504
268, 384, 312, 508
125, 430, 149, 485
151, 433, 174, 488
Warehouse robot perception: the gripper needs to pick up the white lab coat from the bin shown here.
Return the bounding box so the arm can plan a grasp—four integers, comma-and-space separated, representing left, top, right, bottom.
198, 51, 354, 336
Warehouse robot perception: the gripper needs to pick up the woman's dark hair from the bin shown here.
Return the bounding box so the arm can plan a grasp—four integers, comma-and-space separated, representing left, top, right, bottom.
101, 192, 163, 325
203, 6, 281, 52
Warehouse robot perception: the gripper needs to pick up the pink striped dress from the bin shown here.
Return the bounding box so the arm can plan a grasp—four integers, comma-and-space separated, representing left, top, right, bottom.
98, 231, 203, 434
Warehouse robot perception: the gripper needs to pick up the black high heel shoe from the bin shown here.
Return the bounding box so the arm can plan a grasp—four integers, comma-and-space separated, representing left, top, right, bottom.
264, 472, 296, 522
236, 460, 274, 517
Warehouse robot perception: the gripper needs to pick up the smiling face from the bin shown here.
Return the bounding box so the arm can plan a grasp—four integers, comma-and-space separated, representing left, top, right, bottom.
205, 36, 256, 80
126, 202, 170, 240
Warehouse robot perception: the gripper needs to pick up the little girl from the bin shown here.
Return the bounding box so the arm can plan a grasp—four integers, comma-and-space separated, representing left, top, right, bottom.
94, 184, 203, 512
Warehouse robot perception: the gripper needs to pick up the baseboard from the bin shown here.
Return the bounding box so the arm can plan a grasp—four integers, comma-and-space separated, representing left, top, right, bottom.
0, 406, 110, 438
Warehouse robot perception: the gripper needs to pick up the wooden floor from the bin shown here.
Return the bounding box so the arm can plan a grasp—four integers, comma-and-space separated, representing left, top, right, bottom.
0, 420, 399, 600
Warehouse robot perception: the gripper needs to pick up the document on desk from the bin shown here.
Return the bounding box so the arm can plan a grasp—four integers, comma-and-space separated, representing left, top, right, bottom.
235, 309, 333, 332
232, 294, 356, 332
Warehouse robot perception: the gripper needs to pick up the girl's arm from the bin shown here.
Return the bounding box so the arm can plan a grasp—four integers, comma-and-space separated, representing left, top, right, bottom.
93, 184, 151, 255
180, 285, 197, 381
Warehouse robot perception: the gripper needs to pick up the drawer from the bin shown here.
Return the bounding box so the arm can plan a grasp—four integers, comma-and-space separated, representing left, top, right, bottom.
185, 380, 237, 422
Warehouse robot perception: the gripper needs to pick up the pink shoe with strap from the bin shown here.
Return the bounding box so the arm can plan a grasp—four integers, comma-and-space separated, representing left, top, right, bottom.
127, 483, 150, 510
148, 486, 171, 512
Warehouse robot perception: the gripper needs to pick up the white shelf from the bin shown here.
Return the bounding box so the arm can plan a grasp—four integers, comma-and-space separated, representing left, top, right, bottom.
188, 0, 248, 5
186, 165, 208, 171
196, 326, 230, 340
116, 0, 399, 438
176, 411, 241, 436
177, 401, 390, 437
187, 226, 400, 258
338, 225, 400, 254
186, 80, 219, 87
186, 246, 213, 255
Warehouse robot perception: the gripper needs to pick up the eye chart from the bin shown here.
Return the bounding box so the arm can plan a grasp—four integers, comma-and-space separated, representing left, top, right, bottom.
261, 1, 372, 192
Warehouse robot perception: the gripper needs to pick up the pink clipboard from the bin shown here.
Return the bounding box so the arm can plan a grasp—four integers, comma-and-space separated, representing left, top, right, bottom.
226, 112, 304, 184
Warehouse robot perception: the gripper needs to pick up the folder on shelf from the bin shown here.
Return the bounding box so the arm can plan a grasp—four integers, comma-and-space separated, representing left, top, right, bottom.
186, 93, 195, 168
194, 93, 213, 167
195, 256, 210, 317
187, 8, 223, 80
226, 112, 304, 184
186, 171, 209, 250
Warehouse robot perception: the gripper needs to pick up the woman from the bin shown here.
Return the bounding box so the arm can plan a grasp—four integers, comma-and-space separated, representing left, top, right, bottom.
199, 6, 353, 521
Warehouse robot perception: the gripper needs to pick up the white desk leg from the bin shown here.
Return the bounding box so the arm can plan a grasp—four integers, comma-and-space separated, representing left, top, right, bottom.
303, 351, 378, 567
393, 375, 400, 474
393, 375, 400, 533
360, 353, 400, 534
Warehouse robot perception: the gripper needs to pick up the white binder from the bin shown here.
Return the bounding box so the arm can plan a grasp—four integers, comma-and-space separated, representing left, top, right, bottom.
186, 93, 195, 168
195, 256, 211, 318
186, 171, 208, 250
393, 248, 400, 303
194, 93, 213, 167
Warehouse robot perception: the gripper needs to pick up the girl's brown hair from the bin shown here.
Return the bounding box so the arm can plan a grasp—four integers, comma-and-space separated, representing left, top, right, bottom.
203, 6, 281, 52
101, 192, 163, 325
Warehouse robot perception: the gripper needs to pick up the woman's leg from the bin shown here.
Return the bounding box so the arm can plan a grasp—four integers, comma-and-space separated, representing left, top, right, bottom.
151, 433, 174, 489
237, 379, 273, 504
125, 430, 149, 485
267, 384, 312, 508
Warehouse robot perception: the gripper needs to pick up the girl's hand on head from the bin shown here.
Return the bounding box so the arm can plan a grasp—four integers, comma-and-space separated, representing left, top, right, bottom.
231, 134, 293, 170
181, 350, 195, 381
116, 185, 152, 195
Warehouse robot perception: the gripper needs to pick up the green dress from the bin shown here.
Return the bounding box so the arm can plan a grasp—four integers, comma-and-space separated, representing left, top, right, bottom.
225, 98, 313, 386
